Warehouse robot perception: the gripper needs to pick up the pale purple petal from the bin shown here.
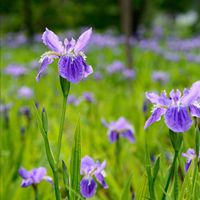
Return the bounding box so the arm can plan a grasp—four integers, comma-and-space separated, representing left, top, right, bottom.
36, 56, 54, 81
77, 56, 93, 78
189, 105, 200, 118
42, 28, 64, 53
146, 92, 170, 106
181, 81, 200, 105
80, 177, 97, 198
74, 28, 92, 54
185, 159, 192, 172
64, 38, 76, 51
32, 167, 46, 183
164, 106, 192, 132
144, 107, 166, 129
169, 89, 181, 102
109, 131, 119, 143
121, 130, 135, 143
94, 173, 108, 189
43, 176, 53, 184
81, 156, 95, 175
18, 167, 30, 179
58, 56, 84, 83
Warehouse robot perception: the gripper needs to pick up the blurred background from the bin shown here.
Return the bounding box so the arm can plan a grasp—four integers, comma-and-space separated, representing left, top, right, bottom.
1, 0, 200, 38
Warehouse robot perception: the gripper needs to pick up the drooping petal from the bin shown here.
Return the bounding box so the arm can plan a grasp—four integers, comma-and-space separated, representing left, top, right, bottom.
42, 28, 64, 53
32, 167, 46, 184
94, 173, 108, 189
81, 156, 95, 175
108, 130, 119, 143
121, 130, 135, 143
43, 176, 53, 184
181, 81, 200, 106
189, 105, 200, 118
74, 28, 92, 54
164, 106, 193, 132
21, 179, 33, 187
18, 167, 30, 179
36, 55, 55, 81
144, 107, 166, 129
80, 177, 97, 198
78, 56, 93, 78
58, 56, 84, 83
185, 159, 192, 172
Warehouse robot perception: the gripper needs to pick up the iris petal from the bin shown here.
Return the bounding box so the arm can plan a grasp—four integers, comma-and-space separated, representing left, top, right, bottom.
164, 106, 192, 132
121, 130, 135, 143
80, 177, 97, 198
108, 131, 119, 143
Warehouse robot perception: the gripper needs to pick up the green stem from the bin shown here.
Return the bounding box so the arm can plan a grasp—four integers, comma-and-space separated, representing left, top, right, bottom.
33, 185, 39, 200
173, 157, 178, 200
53, 169, 61, 200
56, 95, 67, 164
162, 151, 178, 200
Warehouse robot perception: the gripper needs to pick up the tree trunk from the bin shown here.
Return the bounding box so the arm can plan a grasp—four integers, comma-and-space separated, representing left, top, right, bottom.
119, 0, 133, 68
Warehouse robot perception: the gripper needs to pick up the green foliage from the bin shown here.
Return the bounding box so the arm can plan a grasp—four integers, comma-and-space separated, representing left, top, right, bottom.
120, 173, 133, 200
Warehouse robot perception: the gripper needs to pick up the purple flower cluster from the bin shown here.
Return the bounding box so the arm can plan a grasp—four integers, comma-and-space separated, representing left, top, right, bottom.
145, 81, 200, 132
36, 28, 93, 83
18, 167, 52, 187
4, 64, 27, 77
152, 71, 169, 84
182, 149, 200, 172
103, 117, 135, 143
18, 86, 34, 99
80, 156, 108, 198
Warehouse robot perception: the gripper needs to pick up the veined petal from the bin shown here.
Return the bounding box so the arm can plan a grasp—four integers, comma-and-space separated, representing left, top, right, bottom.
80, 177, 97, 198
36, 55, 55, 81
77, 56, 93, 78
94, 173, 108, 189
74, 28, 92, 54
164, 106, 192, 132
42, 28, 64, 53
81, 156, 95, 175
144, 107, 166, 129
64, 38, 76, 51
58, 56, 84, 83
121, 130, 135, 143
146, 92, 170, 106
190, 105, 200, 118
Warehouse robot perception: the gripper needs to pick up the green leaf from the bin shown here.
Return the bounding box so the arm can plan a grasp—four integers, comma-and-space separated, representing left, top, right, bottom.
120, 173, 133, 200
70, 119, 81, 200
59, 76, 70, 98
62, 160, 70, 200
136, 174, 148, 200
169, 130, 183, 153
41, 107, 48, 134
153, 156, 160, 183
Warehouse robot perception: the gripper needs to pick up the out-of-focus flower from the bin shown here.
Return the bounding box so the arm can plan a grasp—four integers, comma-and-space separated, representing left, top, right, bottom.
18, 167, 52, 187
163, 52, 180, 62
82, 92, 95, 103
182, 148, 200, 172
4, 64, 27, 77
103, 117, 135, 143
144, 81, 200, 132
93, 72, 103, 80
80, 156, 108, 198
152, 71, 169, 84
19, 106, 31, 120
18, 86, 34, 99
107, 61, 125, 74
36, 28, 93, 83
67, 95, 80, 106
122, 68, 135, 80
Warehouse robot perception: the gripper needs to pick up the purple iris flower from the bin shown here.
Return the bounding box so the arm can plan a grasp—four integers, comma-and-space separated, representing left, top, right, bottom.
67, 94, 81, 106
36, 28, 93, 83
182, 148, 200, 172
103, 117, 135, 143
152, 71, 169, 85
144, 81, 200, 132
4, 64, 27, 77
122, 69, 135, 80
80, 156, 108, 198
82, 92, 95, 103
18, 167, 52, 187
18, 86, 34, 99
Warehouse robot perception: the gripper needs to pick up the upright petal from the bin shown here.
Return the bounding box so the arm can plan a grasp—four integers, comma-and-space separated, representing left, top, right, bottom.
94, 173, 108, 189
64, 38, 76, 51
121, 130, 135, 143
36, 55, 55, 81
58, 56, 84, 83
42, 28, 64, 53
32, 167, 46, 183
80, 177, 97, 198
81, 156, 95, 175
164, 106, 193, 132
146, 92, 170, 106
144, 107, 166, 129
74, 28, 92, 54
18, 167, 30, 179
